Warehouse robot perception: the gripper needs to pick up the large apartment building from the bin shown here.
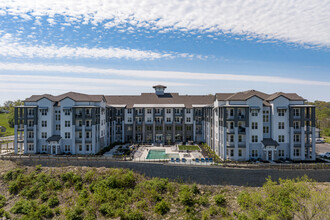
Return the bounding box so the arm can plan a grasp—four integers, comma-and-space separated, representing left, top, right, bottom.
14, 85, 316, 161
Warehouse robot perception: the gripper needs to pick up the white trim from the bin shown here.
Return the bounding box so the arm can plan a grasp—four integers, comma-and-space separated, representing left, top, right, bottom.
133, 104, 185, 107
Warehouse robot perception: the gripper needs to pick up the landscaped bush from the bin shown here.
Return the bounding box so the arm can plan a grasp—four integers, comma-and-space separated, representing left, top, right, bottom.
48, 195, 59, 208
178, 185, 195, 206
154, 200, 170, 215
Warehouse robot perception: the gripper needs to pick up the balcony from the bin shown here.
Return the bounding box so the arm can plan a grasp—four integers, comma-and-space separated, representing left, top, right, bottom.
238, 115, 245, 120
238, 127, 246, 133
226, 141, 234, 147
238, 141, 246, 147
226, 128, 234, 133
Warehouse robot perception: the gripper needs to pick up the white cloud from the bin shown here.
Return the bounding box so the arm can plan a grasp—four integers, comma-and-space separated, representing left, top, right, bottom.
0, 33, 202, 60
0, 0, 329, 47
0, 62, 329, 87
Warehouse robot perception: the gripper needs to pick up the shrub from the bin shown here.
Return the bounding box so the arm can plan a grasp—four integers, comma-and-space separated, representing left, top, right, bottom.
125, 209, 144, 220
191, 184, 200, 194
99, 203, 115, 217
214, 194, 226, 206
154, 200, 170, 215
10, 199, 35, 215
0, 208, 10, 218
0, 195, 6, 208
40, 191, 49, 201
3, 168, 23, 181
65, 206, 83, 220
38, 204, 54, 218
179, 185, 195, 206
198, 195, 209, 206
48, 196, 59, 208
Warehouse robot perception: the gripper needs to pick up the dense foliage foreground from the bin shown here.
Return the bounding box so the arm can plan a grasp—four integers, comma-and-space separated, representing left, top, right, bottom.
0, 161, 329, 220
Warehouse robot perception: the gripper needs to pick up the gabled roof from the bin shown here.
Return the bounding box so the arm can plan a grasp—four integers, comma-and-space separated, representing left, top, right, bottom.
25, 92, 105, 103
105, 93, 214, 108
215, 93, 234, 101
219, 90, 269, 101
266, 92, 305, 101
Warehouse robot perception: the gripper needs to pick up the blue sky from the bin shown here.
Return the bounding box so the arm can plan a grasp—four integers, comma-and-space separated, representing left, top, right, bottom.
0, 0, 329, 104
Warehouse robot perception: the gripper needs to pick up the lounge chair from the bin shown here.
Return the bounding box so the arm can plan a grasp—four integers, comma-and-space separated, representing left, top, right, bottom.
201, 158, 205, 162
195, 158, 199, 162
205, 158, 209, 162
171, 158, 175, 162
209, 158, 213, 162
176, 158, 180, 162
182, 158, 186, 162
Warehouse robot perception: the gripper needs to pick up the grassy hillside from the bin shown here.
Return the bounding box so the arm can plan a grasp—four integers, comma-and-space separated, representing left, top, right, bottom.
0, 161, 329, 220
0, 113, 14, 137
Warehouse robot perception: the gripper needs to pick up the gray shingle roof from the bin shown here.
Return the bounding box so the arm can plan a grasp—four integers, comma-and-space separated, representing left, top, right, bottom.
105, 93, 214, 108
266, 92, 305, 101
25, 92, 105, 102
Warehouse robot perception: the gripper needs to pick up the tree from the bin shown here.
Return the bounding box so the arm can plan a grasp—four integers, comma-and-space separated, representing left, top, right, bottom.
6, 100, 23, 128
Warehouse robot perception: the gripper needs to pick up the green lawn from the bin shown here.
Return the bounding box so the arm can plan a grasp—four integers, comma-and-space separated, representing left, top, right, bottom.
178, 145, 200, 151
0, 113, 14, 137
324, 136, 330, 144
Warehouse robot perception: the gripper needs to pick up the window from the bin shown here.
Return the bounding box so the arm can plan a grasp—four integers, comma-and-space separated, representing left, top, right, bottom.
252, 122, 258, 129
230, 135, 234, 142
294, 148, 300, 157
293, 121, 300, 129
175, 126, 182, 131
166, 126, 172, 131
278, 109, 285, 116
128, 117, 132, 123
186, 117, 191, 123
156, 126, 162, 131
230, 149, 234, 157
65, 145, 71, 152
229, 122, 234, 129
146, 126, 152, 131
28, 120, 34, 127
41, 109, 47, 116
294, 134, 300, 142
155, 108, 160, 114
65, 132, 71, 139
56, 124, 61, 131
127, 109, 132, 114
263, 126, 269, 133
79, 144, 82, 152
86, 108, 90, 115
238, 149, 242, 157
175, 108, 181, 114
41, 145, 47, 152
166, 117, 171, 123
238, 135, 242, 142
41, 121, 47, 127
28, 131, 34, 138
175, 117, 181, 123
252, 150, 258, 157
64, 110, 70, 116
166, 109, 171, 114
278, 135, 285, 143
251, 110, 258, 117
186, 109, 191, 114
86, 132, 90, 139
263, 115, 269, 122
28, 144, 34, 151
278, 149, 284, 157
230, 109, 234, 117
186, 125, 192, 131
55, 115, 60, 120
65, 121, 70, 127
147, 117, 152, 123
41, 132, 47, 139
78, 120, 82, 127
147, 109, 152, 114
293, 108, 300, 117
79, 131, 82, 138
278, 122, 284, 129
252, 135, 258, 143
127, 126, 132, 131
86, 144, 90, 151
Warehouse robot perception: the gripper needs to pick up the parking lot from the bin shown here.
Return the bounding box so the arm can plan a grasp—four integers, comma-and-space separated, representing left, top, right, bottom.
316, 143, 330, 154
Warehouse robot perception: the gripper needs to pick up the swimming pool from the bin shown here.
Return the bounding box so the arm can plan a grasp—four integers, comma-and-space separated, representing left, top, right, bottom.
146, 149, 179, 159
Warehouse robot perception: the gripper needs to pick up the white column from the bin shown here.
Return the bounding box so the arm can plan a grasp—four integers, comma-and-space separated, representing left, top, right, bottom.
24, 125, 27, 154
72, 125, 76, 154
33, 125, 37, 153
14, 125, 18, 154
234, 127, 238, 160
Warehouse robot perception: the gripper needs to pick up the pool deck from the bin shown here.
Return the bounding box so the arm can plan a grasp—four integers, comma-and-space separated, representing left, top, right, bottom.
132, 145, 203, 163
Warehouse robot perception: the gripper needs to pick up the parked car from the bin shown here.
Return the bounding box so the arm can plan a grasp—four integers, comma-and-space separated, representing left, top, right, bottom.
319, 152, 330, 158
315, 138, 325, 144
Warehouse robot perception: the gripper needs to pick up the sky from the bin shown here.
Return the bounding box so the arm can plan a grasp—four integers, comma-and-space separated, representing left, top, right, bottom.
0, 0, 329, 104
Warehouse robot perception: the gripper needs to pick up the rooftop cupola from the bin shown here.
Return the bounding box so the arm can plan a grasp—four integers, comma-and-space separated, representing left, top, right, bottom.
153, 85, 167, 96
